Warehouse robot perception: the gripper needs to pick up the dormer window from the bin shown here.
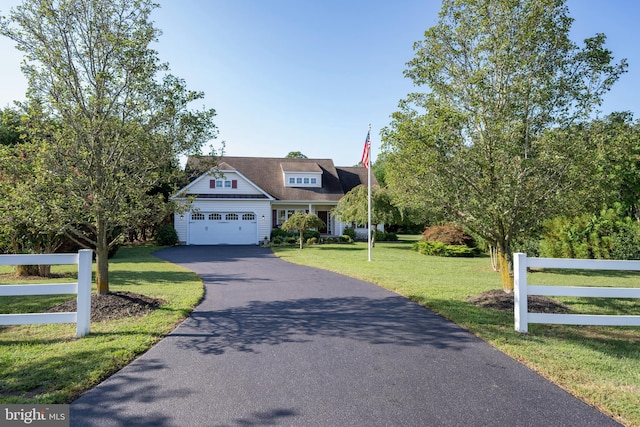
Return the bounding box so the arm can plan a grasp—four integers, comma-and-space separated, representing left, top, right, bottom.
281, 162, 322, 188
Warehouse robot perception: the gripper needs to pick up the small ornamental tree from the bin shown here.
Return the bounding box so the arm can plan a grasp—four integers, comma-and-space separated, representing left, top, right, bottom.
281, 213, 325, 249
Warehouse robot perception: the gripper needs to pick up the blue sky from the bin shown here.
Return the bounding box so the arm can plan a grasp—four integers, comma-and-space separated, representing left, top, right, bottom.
1, 0, 638, 166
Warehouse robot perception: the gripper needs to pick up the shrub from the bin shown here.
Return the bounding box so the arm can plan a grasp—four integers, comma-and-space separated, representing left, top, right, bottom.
375, 231, 398, 241
154, 225, 179, 246
271, 229, 293, 240
303, 229, 321, 240
412, 241, 479, 257
285, 236, 297, 245
342, 227, 357, 241
340, 235, 353, 243
272, 237, 284, 245
306, 237, 318, 245
539, 206, 640, 259
421, 224, 475, 247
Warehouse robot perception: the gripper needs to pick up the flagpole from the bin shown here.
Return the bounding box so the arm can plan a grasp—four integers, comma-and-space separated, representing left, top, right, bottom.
367, 123, 372, 262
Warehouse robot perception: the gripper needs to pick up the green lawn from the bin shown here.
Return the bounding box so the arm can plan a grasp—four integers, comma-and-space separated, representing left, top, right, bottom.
0, 245, 203, 404
272, 240, 640, 427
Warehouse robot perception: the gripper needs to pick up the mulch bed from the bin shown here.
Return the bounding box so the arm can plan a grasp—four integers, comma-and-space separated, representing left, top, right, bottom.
48, 291, 166, 322
466, 289, 571, 313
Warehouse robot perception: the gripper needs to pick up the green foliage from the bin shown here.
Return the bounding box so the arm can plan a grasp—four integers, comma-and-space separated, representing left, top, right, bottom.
342, 227, 357, 241
281, 212, 325, 249
271, 229, 293, 240
539, 206, 640, 259
340, 235, 354, 243
154, 225, 179, 246
375, 231, 398, 242
381, 0, 627, 286
285, 151, 307, 159
0, 0, 217, 293
413, 241, 480, 257
303, 229, 320, 240
333, 185, 402, 229
271, 237, 284, 245
285, 236, 298, 245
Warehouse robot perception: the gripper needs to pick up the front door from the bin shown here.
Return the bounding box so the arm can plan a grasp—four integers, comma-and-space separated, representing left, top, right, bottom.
317, 211, 328, 234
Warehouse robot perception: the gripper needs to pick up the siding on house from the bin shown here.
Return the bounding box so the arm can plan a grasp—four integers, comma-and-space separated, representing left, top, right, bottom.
187, 171, 265, 196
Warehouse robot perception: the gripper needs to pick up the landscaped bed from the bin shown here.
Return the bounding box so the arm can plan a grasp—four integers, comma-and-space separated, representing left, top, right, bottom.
272, 239, 640, 427
0, 245, 203, 404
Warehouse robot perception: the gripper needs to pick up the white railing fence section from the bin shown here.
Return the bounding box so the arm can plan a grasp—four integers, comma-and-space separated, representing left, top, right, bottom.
0, 250, 93, 337
513, 253, 640, 333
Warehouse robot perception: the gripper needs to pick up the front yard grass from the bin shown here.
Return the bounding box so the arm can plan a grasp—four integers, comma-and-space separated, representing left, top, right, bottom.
0, 245, 203, 404
272, 241, 640, 427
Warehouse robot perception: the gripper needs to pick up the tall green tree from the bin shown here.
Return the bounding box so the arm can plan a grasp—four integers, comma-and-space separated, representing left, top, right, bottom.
381, 0, 626, 291
1, 0, 217, 294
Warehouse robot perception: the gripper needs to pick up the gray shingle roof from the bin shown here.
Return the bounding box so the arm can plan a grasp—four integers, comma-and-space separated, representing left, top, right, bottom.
186, 156, 377, 201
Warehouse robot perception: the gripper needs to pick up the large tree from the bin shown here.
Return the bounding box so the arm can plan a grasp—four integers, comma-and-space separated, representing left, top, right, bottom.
381, 0, 626, 290
1, 0, 217, 293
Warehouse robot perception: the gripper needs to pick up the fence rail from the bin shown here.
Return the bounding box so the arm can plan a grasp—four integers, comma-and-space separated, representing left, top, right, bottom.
0, 250, 93, 337
514, 253, 640, 333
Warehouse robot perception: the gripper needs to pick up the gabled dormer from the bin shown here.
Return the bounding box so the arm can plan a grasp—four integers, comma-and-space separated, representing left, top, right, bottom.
281, 162, 322, 188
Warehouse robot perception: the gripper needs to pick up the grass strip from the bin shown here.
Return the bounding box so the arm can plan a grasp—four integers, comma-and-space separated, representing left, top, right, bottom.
272, 240, 640, 427
0, 245, 203, 404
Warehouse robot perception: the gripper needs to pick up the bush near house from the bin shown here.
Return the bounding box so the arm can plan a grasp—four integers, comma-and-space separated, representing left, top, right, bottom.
154, 225, 179, 246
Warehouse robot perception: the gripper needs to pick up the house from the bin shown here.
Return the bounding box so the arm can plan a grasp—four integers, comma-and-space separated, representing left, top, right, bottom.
172, 156, 378, 245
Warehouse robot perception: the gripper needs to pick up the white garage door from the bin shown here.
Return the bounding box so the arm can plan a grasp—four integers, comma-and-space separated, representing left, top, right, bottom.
189, 212, 257, 245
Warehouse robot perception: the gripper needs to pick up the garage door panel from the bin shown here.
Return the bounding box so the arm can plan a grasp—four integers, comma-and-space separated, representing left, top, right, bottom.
189, 212, 257, 245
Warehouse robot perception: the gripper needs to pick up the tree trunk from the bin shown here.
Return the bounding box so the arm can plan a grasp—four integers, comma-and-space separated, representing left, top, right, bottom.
489, 245, 499, 272
299, 230, 304, 249
38, 264, 51, 277
95, 217, 110, 294
15, 265, 39, 276
497, 242, 514, 292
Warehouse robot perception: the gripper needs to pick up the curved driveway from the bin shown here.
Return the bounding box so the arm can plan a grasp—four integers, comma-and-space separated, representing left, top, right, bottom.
71, 246, 620, 426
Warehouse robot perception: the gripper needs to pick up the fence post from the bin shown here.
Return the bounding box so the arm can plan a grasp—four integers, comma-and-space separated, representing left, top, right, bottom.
514, 252, 528, 333
76, 249, 93, 337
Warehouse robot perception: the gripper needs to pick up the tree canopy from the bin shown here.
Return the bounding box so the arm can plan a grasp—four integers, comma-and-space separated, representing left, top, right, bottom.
285, 151, 308, 159
281, 212, 325, 249
0, 0, 217, 293
381, 0, 627, 290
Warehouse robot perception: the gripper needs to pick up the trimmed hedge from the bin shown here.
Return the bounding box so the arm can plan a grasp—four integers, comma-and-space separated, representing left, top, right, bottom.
412, 241, 480, 257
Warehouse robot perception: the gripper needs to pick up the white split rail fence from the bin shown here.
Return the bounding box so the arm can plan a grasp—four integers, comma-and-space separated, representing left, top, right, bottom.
514, 253, 640, 333
0, 250, 93, 337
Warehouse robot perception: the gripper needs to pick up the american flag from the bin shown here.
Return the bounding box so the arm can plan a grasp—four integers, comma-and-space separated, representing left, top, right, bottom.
361, 130, 371, 169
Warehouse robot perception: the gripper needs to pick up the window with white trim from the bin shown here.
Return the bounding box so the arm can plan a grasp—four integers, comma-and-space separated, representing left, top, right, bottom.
226, 213, 238, 220
242, 213, 256, 220
192, 213, 205, 220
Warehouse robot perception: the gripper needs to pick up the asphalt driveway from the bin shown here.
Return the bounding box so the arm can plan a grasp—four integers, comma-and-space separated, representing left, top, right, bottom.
70, 246, 620, 426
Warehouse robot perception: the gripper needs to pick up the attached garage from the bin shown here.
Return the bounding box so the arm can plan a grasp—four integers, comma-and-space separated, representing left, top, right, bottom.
188, 212, 258, 245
